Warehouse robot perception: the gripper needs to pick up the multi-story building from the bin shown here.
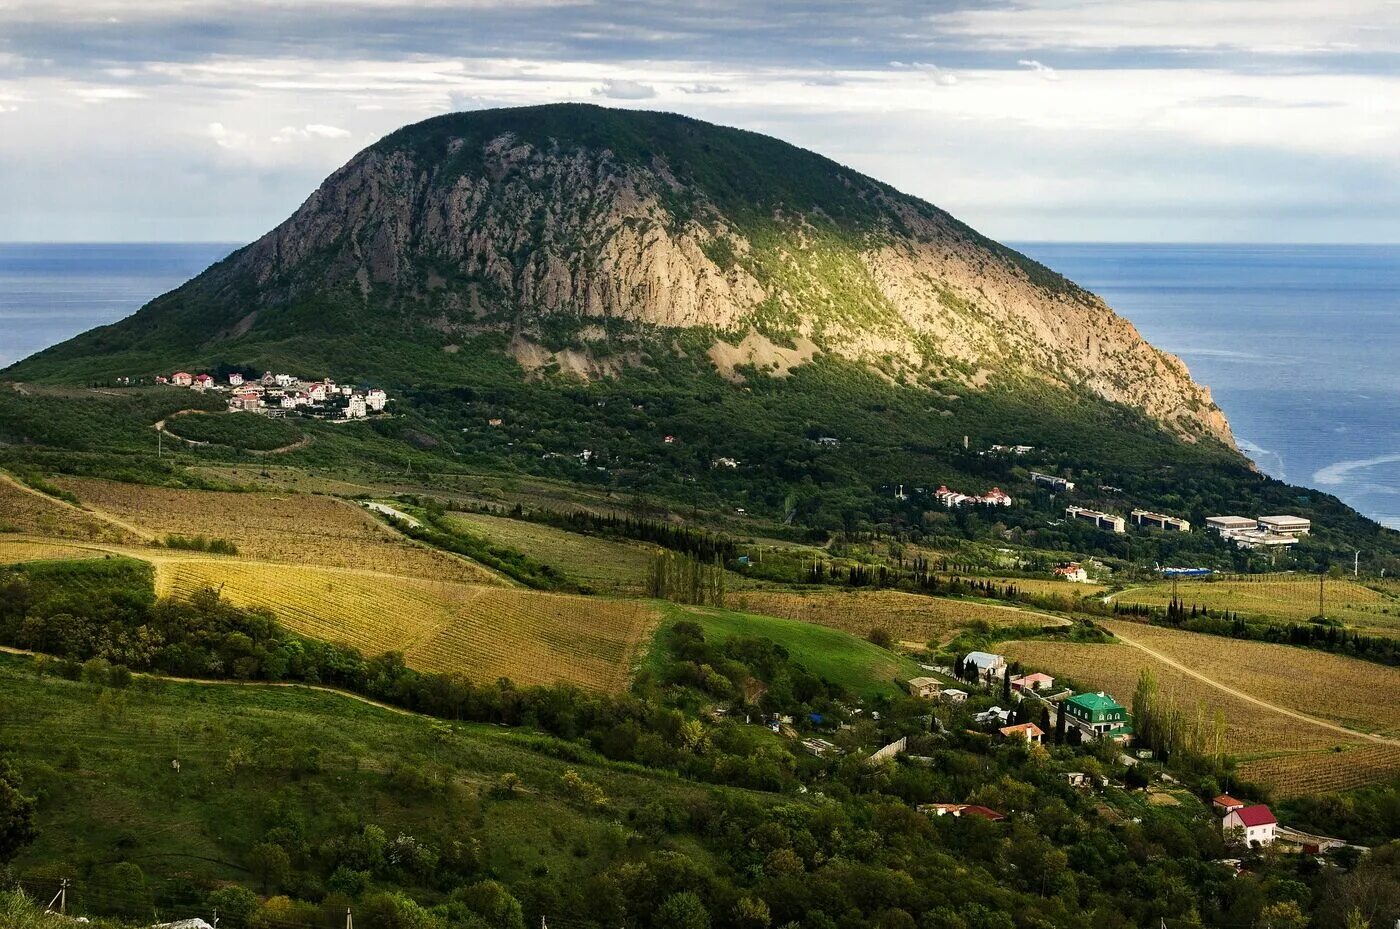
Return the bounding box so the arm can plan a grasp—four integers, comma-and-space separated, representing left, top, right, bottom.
1061, 692, 1133, 743
1065, 506, 1125, 533
1131, 509, 1191, 532
1032, 472, 1075, 492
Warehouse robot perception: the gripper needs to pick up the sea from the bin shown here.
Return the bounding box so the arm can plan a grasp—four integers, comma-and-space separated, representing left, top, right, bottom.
1, 242, 1397, 529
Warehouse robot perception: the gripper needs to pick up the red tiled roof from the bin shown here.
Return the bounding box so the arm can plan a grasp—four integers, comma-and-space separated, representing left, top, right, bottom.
960, 805, 1006, 821
1213, 794, 1244, 807
1232, 805, 1275, 827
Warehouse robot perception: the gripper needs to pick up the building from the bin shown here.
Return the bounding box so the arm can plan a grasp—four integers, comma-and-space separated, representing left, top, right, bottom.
274, 373, 296, 388
974, 706, 1012, 727
345, 395, 367, 419
227, 372, 244, 386
934, 484, 1011, 507
1062, 692, 1133, 742
1258, 515, 1310, 537
1207, 516, 1257, 536
1066, 506, 1126, 533
989, 444, 1034, 455
919, 803, 1006, 822
366, 388, 388, 411
306, 382, 327, 402
907, 677, 942, 699
1011, 672, 1055, 693
1054, 562, 1089, 583
1032, 472, 1075, 492
171, 372, 193, 386
229, 390, 261, 412
999, 722, 1044, 744
1131, 509, 1191, 532
713, 457, 740, 469
1223, 805, 1277, 847
1212, 795, 1246, 815
940, 688, 968, 704
193, 374, 214, 390
963, 651, 1007, 681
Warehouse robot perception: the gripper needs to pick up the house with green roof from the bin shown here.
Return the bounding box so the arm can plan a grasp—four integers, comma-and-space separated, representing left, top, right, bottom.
1062, 691, 1134, 743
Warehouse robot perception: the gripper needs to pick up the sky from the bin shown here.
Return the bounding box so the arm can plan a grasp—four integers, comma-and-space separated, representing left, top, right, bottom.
2, 0, 1400, 244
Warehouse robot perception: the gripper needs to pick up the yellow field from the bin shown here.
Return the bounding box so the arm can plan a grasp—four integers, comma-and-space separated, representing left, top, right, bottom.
0, 474, 138, 544
443, 511, 655, 591
53, 477, 501, 585
1115, 576, 1400, 635
0, 538, 114, 565
1099, 620, 1400, 736
156, 559, 659, 692
728, 588, 1065, 647
1004, 621, 1400, 796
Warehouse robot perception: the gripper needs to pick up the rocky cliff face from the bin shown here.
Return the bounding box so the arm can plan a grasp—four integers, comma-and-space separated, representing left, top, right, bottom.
66, 105, 1239, 445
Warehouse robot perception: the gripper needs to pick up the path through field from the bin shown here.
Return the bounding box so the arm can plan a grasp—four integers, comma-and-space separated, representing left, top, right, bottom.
0, 471, 155, 542
1107, 624, 1400, 747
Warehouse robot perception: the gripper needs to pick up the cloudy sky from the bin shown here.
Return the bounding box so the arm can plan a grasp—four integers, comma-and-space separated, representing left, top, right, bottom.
3, 0, 1399, 243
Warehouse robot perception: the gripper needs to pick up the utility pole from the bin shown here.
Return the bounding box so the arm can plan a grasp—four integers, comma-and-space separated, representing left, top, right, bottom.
212, 908, 219, 929
346, 907, 353, 929
1355, 550, 1361, 577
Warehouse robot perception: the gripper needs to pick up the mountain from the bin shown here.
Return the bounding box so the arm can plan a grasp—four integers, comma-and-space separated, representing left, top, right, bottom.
7, 104, 1231, 446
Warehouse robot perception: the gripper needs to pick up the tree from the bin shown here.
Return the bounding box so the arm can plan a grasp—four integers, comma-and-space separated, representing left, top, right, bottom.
656, 892, 711, 929
249, 841, 291, 895
1054, 705, 1066, 745
449, 881, 525, 929
0, 760, 36, 866
207, 886, 258, 927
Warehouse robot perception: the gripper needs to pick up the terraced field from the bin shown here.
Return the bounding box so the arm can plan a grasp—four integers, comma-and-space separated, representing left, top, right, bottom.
443, 511, 655, 591
1114, 575, 1400, 635
728, 588, 1064, 647
157, 559, 659, 691
53, 477, 500, 585
1004, 621, 1400, 796
0, 473, 139, 543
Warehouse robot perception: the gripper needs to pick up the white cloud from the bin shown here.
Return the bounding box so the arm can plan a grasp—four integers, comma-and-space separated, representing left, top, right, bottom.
1016, 60, 1058, 82
679, 83, 728, 94
72, 86, 146, 102
592, 78, 656, 100
271, 123, 352, 143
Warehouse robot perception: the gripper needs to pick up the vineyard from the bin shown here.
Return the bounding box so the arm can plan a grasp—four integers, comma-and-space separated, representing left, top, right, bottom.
0, 538, 108, 565
1238, 744, 1400, 797
1004, 623, 1400, 795
1100, 619, 1400, 737
727, 588, 1066, 647
442, 511, 654, 591
53, 477, 502, 585
1114, 575, 1400, 635
156, 559, 659, 691
0, 473, 138, 543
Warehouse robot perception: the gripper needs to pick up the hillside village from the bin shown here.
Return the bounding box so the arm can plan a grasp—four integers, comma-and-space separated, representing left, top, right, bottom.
903, 648, 1332, 856
158, 370, 390, 421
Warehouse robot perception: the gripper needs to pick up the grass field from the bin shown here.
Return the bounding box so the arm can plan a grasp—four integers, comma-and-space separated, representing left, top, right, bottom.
1003, 621, 1400, 796
52, 476, 501, 585
156, 559, 660, 692
655, 603, 924, 700
442, 511, 655, 591
1114, 576, 1400, 635
0, 653, 726, 915
726, 588, 1065, 648
0, 474, 138, 544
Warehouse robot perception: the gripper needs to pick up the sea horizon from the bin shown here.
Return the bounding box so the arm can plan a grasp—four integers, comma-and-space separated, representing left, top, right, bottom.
3, 240, 1398, 530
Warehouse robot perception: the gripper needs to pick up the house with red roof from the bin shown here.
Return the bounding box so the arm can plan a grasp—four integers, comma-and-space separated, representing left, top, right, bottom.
999, 722, 1044, 744
1222, 805, 1277, 847
1011, 672, 1055, 693
918, 803, 1006, 822
171, 372, 192, 387
192, 373, 214, 390
1212, 795, 1246, 815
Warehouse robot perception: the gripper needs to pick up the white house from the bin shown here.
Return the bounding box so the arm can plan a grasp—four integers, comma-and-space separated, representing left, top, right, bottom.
963, 651, 1007, 681
974, 706, 1012, 727
1222, 805, 1277, 847
193, 374, 214, 390
345, 395, 367, 419
306, 382, 327, 402
228, 372, 244, 386
940, 688, 969, 704
274, 373, 296, 387
366, 388, 388, 411
170, 372, 193, 386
